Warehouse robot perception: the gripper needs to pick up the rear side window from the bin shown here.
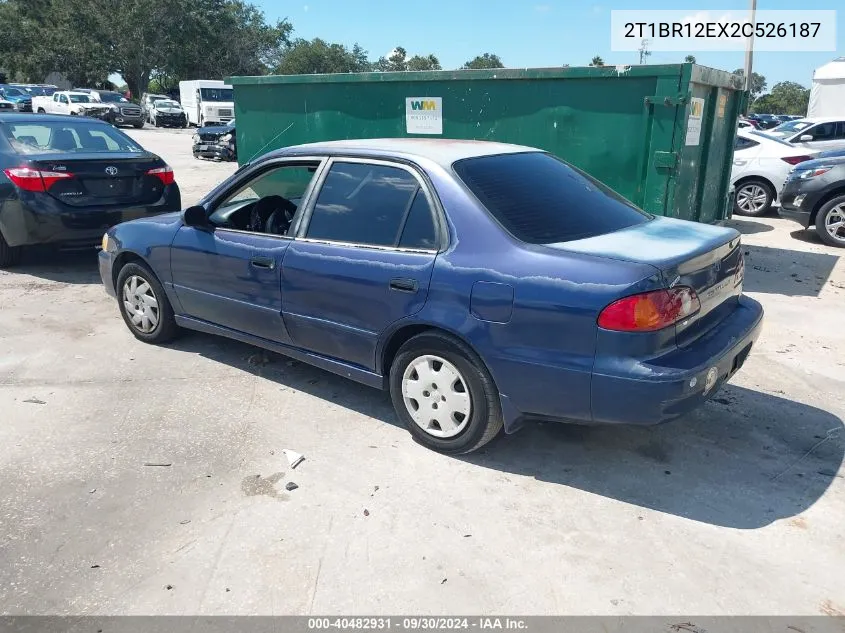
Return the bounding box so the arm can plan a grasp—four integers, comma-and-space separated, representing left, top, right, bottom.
735, 136, 759, 150
307, 162, 437, 249
453, 152, 650, 244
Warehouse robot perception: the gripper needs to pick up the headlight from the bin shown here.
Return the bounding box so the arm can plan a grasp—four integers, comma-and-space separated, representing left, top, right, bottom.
101, 233, 110, 251
220, 133, 232, 143
111, 104, 119, 111
192, 134, 199, 142
796, 166, 832, 180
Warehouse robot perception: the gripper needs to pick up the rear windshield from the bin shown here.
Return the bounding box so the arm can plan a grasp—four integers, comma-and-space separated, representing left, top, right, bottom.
1, 121, 144, 154
453, 152, 651, 244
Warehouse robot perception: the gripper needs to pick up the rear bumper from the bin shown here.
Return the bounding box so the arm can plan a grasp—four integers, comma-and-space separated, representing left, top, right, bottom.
0, 186, 181, 248
590, 295, 764, 425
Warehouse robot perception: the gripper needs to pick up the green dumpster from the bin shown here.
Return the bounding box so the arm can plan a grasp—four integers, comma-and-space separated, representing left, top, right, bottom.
228, 63, 745, 223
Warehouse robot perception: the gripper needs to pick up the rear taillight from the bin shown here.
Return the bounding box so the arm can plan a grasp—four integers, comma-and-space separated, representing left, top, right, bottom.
3, 167, 73, 192
147, 165, 175, 186
598, 287, 701, 332
781, 155, 814, 165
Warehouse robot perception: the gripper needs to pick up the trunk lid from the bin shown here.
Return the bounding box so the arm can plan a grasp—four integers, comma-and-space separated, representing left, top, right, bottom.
26, 152, 167, 207
550, 217, 744, 345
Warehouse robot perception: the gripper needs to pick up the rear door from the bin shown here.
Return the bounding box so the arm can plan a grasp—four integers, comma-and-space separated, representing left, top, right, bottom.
281, 158, 441, 370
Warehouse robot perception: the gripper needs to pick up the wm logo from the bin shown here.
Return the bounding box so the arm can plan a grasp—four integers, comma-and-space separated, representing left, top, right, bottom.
410, 100, 438, 111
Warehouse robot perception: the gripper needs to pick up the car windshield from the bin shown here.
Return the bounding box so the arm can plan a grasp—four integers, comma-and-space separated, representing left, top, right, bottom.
3, 87, 26, 97
200, 88, 233, 101
69, 94, 91, 103
453, 152, 651, 244
771, 120, 812, 134
1, 121, 145, 154
156, 100, 180, 108
97, 92, 127, 103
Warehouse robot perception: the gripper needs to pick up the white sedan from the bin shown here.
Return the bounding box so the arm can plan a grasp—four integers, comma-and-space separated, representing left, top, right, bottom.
730, 129, 820, 216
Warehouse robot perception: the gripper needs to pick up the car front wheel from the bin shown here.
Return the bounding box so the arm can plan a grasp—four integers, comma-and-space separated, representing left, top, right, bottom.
816, 195, 845, 248
389, 332, 503, 454
734, 180, 774, 216
116, 262, 179, 343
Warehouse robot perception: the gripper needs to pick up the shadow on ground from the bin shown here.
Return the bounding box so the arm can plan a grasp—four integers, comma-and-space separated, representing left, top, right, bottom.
10, 247, 100, 285
743, 243, 839, 297
726, 218, 775, 235
170, 331, 843, 530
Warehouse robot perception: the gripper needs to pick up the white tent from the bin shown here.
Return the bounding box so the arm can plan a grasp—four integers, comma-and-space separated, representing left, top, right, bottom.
807, 57, 845, 117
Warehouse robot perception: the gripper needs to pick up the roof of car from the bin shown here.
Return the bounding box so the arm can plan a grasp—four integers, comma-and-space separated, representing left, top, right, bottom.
0, 113, 111, 124
275, 138, 537, 167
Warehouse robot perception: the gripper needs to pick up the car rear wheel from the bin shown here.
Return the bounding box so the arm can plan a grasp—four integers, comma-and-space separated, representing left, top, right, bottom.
389, 332, 503, 454
734, 180, 774, 216
0, 232, 22, 268
816, 196, 845, 248
116, 262, 179, 343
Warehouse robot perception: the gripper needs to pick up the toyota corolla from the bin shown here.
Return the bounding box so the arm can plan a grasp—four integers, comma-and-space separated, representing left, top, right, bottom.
0, 113, 180, 267
99, 139, 763, 454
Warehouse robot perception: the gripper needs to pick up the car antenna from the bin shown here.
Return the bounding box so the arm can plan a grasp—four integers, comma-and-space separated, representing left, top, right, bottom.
243, 121, 295, 167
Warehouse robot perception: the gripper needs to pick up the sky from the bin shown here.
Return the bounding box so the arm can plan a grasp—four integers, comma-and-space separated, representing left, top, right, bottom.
253, 0, 844, 91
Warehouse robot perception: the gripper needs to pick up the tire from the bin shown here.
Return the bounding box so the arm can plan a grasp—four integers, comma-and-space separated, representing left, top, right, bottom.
115, 262, 179, 344
389, 332, 503, 454
37, 108, 45, 114
815, 195, 845, 248
134, 122, 144, 129
733, 179, 774, 216
0, 232, 22, 268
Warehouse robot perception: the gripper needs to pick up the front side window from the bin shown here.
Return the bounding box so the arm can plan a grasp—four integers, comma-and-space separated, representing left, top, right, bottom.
306, 162, 437, 249
803, 123, 836, 141
454, 152, 650, 244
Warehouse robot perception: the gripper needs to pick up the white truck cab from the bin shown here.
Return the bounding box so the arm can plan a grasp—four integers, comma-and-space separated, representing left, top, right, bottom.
31, 91, 112, 119
179, 80, 234, 127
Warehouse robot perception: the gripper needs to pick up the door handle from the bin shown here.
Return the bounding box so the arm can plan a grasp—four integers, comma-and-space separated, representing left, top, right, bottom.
250, 256, 275, 270
390, 278, 418, 292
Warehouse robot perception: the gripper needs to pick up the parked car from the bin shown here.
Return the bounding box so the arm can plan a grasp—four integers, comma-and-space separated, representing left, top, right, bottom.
763, 117, 845, 153
779, 155, 845, 247
87, 90, 144, 128
192, 119, 235, 161
0, 114, 181, 267
99, 139, 762, 454
738, 118, 760, 130
140, 93, 168, 123
149, 99, 187, 128
0, 85, 32, 112
0, 96, 15, 112
731, 129, 819, 216
750, 114, 782, 130
32, 91, 112, 120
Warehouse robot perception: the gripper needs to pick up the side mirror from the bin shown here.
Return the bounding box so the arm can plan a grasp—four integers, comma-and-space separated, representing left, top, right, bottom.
799, 134, 813, 142
182, 205, 210, 228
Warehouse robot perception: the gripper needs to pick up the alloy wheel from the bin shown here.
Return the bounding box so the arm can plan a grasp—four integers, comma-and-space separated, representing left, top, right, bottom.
736, 184, 769, 214
823, 204, 845, 244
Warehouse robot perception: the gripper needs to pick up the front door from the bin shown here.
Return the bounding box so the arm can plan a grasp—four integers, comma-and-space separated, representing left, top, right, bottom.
793, 120, 845, 152
169, 160, 324, 343
281, 159, 441, 370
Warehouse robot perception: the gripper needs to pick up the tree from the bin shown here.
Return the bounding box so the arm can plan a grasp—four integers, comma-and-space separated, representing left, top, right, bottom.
406, 54, 441, 71
732, 68, 767, 99
684, 55, 696, 63
461, 53, 504, 69
751, 81, 810, 115
590, 56, 604, 67
275, 38, 370, 75
0, 0, 290, 98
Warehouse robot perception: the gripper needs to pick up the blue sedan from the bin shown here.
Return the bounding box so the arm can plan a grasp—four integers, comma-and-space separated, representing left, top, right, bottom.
99, 139, 763, 453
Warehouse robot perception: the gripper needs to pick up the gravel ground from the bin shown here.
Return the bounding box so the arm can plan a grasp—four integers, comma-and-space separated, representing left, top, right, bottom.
0, 129, 843, 616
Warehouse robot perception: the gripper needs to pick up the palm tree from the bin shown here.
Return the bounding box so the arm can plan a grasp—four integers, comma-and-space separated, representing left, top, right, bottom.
590, 56, 604, 67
